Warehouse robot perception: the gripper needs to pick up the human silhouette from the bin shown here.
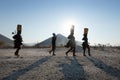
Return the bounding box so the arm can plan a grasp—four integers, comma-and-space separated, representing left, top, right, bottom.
65, 33, 76, 56
65, 25, 76, 56
82, 28, 90, 56
65, 25, 74, 48
13, 25, 23, 57
49, 33, 57, 56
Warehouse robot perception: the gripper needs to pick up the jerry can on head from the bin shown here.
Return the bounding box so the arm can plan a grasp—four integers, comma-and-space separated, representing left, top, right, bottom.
70, 25, 74, 34
17, 24, 22, 32
84, 28, 88, 34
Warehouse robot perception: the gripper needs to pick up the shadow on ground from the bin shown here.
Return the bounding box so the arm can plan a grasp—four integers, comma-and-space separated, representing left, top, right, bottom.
87, 56, 120, 79
59, 56, 86, 80
2, 56, 51, 80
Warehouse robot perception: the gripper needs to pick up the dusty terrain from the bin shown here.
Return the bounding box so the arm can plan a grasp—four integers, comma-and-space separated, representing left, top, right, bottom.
0, 48, 120, 80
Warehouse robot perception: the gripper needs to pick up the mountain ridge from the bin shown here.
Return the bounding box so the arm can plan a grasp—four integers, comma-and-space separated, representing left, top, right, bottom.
35, 34, 82, 47
0, 34, 13, 47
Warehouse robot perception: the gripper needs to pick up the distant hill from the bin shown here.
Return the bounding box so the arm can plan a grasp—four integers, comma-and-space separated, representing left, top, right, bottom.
35, 34, 68, 47
0, 34, 13, 47
35, 34, 82, 48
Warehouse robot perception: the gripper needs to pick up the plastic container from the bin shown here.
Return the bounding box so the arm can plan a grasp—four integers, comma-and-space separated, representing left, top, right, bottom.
17, 24, 22, 31
84, 28, 88, 34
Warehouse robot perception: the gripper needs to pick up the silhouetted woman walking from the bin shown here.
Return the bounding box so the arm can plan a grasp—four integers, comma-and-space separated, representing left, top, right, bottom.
82, 28, 90, 56
65, 25, 76, 56
13, 24, 23, 57
49, 33, 57, 56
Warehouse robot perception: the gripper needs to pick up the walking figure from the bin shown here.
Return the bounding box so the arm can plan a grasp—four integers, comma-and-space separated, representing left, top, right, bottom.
82, 28, 91, 56
65, 25, 76, 56
49, 33, 57, 56
13, 24, 23, 57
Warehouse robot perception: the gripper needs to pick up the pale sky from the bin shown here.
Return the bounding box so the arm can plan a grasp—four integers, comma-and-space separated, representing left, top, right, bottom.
0, 0, 120, 46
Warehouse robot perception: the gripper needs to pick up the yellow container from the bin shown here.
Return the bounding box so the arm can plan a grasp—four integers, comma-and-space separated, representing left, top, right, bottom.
17, 24, 22, 31
84, 28, 88, 34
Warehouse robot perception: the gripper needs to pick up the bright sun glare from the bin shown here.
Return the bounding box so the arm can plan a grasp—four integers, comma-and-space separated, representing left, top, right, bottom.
62, 19, 77, 35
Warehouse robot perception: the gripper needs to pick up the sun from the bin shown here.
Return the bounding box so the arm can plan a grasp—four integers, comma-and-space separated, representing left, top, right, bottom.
62, 19, 77, 35
65, 20, 76, 28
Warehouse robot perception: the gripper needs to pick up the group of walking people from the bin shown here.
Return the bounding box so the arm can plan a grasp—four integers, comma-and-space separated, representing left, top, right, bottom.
49, 25, 91, 56
13, 24, 91, 57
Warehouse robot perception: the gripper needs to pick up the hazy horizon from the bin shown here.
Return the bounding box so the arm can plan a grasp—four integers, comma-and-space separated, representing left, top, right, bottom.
0, 0, 120, 46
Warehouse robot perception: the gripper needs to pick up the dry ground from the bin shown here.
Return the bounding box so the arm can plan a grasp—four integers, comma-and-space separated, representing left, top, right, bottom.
0, 48, 120, 80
